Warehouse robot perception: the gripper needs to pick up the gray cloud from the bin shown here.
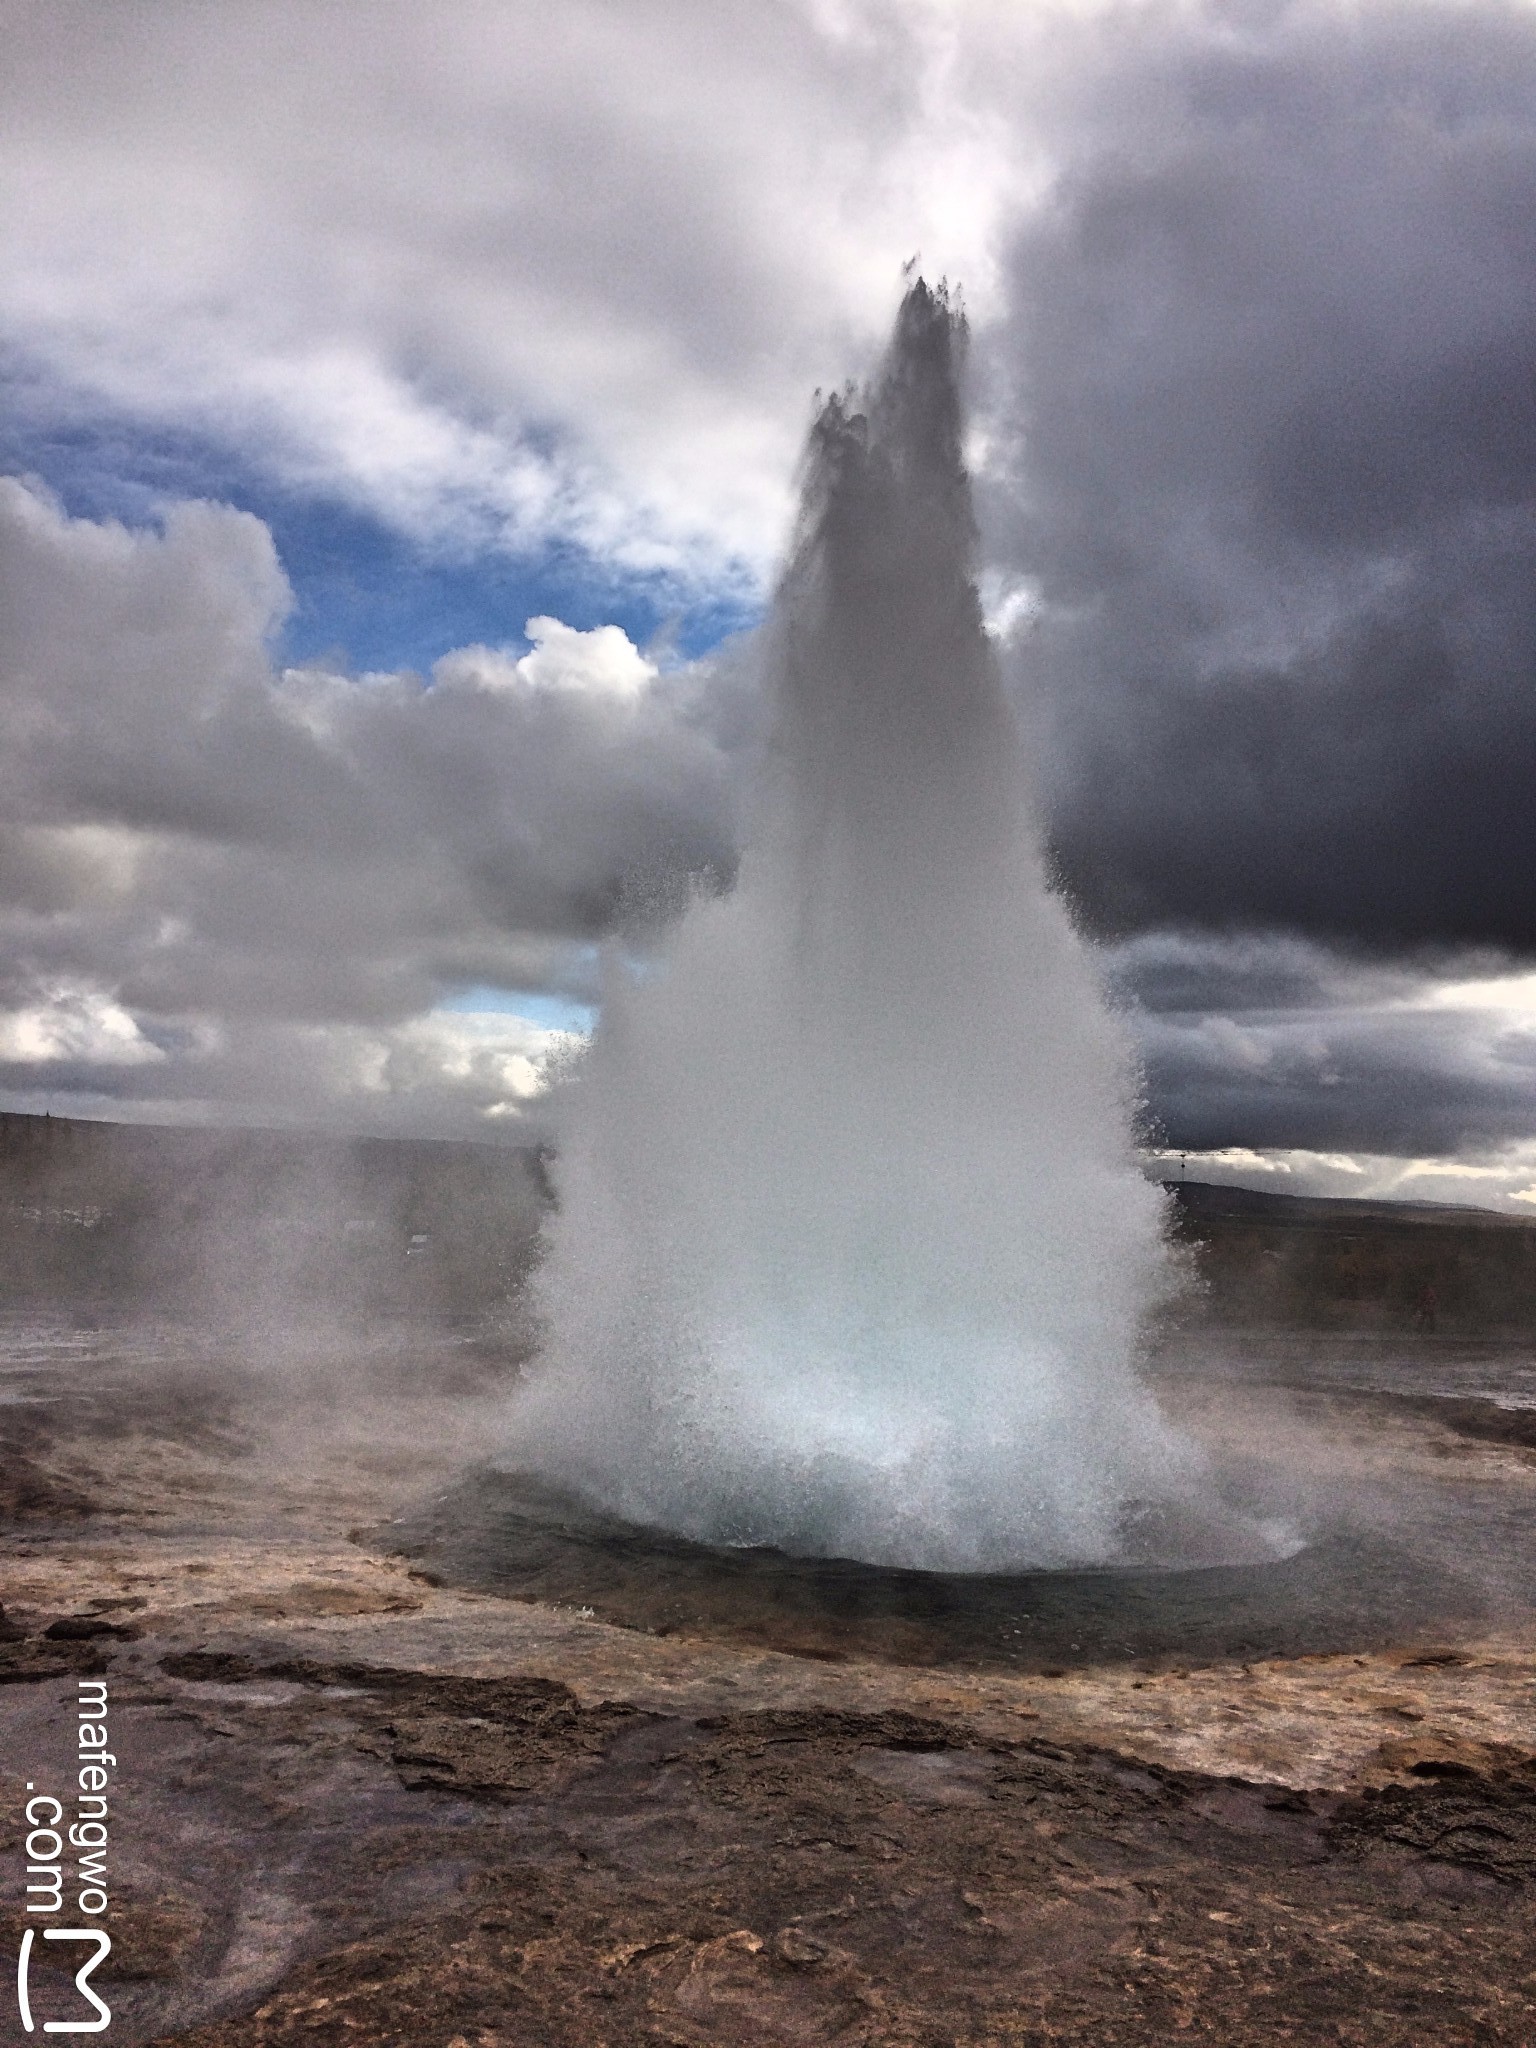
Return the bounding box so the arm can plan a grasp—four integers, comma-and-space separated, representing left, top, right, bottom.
1110, 931, 1536, 1161
1142, 1002, 1536, 1158
984, 0, 1536, 952
0, 479, 741, 1125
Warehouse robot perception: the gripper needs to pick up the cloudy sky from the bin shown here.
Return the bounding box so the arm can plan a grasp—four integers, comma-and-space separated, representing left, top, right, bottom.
6, 0, 1536, 1209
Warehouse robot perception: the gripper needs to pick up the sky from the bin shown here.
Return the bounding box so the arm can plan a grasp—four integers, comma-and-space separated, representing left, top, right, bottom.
6, 0, 1536, 1209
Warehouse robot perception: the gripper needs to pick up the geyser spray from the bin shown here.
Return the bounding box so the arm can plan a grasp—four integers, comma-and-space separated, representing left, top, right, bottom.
509, 282, 1203, 1570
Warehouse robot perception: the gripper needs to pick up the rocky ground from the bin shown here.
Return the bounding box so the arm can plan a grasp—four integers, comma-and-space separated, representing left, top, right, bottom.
2, 1323, 1534, 2045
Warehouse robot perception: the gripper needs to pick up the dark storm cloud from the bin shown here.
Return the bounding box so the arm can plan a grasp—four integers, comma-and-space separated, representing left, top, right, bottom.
986, 0, 1536, 951
1105, 932, 1536, 1159
1141, 1001, 1536, 1158
1105, 930, 1420, 1024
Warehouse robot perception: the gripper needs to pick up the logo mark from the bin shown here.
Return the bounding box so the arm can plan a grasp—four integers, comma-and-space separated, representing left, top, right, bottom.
16, 1928, 112, 2034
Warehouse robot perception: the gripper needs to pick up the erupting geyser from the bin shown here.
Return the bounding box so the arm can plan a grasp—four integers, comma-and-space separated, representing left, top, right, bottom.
508, 281, 1213, 1570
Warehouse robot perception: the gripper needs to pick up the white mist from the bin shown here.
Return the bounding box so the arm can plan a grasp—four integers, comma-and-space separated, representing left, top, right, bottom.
508, 283, 1206, 1570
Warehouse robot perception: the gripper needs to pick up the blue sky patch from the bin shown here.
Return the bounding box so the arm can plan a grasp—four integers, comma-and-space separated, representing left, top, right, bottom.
0, 374, 759, 675
438, 986, 597, 1034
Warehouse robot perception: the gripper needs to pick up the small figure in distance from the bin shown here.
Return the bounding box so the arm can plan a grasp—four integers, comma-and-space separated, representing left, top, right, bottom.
1414, 1283, 1438, 1334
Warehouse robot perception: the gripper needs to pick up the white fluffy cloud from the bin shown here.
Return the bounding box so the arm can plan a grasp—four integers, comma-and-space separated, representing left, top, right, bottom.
498, 619, 658, 701
0, 0, 1029, 586
0, 984, 165, 1068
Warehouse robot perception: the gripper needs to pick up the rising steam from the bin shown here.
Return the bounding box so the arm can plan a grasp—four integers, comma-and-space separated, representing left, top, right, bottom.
506, 282, 1209, 1570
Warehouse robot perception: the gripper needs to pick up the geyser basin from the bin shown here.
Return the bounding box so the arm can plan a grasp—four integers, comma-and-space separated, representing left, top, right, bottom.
390, 1468, 1485, 1674
502, 281, 1231, 1571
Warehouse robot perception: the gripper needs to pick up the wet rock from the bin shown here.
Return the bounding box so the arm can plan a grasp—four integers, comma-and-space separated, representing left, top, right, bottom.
1336, 1750, 1536, 1884
44, 1612, 141, 1640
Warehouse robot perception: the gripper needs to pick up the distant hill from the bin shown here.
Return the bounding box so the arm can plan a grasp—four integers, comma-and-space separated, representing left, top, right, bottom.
1165, 1179, 1536, 1332
1168, 1177, 1528, 1230
0, 1110, 547, 1320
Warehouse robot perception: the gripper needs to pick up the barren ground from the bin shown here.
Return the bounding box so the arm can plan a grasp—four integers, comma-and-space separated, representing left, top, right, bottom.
2, 1322, 1534, 2045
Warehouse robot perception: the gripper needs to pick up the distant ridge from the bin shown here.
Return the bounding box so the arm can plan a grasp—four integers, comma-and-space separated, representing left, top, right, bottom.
1164, 1180, 1536, 1332
0, 1106, 532, 1167
0, 1107, 546, 1316
1166, 1178, 1533, 1230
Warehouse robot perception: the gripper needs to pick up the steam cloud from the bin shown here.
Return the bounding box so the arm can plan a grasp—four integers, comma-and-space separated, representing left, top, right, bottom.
508, 286, 1211, 1570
